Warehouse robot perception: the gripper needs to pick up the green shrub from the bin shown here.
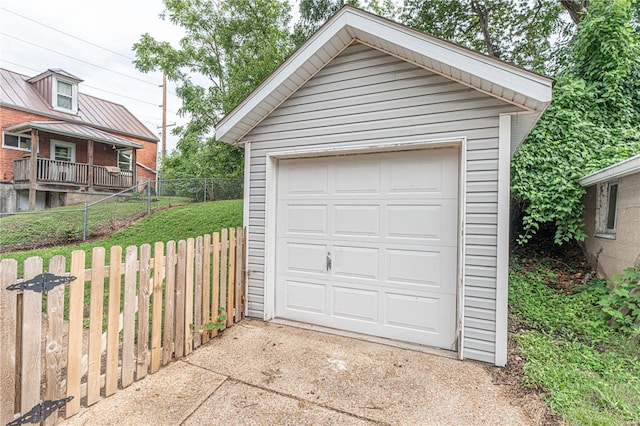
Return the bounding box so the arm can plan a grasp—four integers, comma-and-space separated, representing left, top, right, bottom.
597, 264, 640, 336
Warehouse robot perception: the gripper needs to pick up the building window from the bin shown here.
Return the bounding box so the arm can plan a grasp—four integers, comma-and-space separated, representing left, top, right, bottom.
51, 141, 76, 162
52, 77, 78, 113
2, 132, 31, 151
596, 181, 618, 238
118, 150, 132, 171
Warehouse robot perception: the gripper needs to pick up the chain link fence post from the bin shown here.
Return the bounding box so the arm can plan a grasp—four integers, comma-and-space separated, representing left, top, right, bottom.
147, 180, 151, 214
82, 203, 88, 241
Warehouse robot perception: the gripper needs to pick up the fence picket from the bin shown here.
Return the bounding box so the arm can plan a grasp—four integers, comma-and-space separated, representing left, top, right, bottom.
220, 229, 228, 331
44, 255, 66, 426
211, 232, 220, 338
184, 238, 195, 355
122, 246, 137, 388
202, 234, 211, 345
66, 250, 86, 417
0, 259, 18, 424
105, 246, 122, 396
87, 247, 105, 406
137, 244, 151, 380
194, 236, 203, 350
174, 240, 186, 359
21, 257, 43, 414
151, 242, 164, 373
227, 228, 236, 327
162, 241, 176, 365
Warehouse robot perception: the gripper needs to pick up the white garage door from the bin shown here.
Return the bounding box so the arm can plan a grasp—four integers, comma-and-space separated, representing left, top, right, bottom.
275, 148, 459, 350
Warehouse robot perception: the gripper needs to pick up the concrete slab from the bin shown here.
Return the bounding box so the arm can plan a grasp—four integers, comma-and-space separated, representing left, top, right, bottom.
186, 320, 531, 425
61, 361, 226, 426
184, 379, 373, 425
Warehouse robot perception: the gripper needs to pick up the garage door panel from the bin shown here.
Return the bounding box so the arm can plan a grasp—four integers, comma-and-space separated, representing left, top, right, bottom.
385, 247, 457, 292
283, 164, 328, 196
332, 245, 379, 281
332, 286, 378, 322
334, 162, 380, 194
333, 204, 380, 237
283, 280, 326, 314
285, 243, 327, 275
386, 201, 457, 244
280, 204, 328, 236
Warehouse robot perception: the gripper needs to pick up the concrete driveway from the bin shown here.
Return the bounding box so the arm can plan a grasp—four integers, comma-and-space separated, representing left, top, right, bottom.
62, 319, 535, 425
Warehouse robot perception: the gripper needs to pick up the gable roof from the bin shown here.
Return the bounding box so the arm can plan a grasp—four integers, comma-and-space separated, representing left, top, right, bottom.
1, 68, 158, 143
215, 6, 553, 147
579, 153, 640, 186
27, 68, 83, 83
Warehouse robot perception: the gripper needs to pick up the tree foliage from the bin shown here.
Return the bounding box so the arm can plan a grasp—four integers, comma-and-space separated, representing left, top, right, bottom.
511, 0, 640, 244
402, 0, 573, 71
133, 0, 293, 177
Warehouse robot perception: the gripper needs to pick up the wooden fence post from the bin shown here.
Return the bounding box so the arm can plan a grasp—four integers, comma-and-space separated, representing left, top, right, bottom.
21, 257, 43, 414
211, 232, 220, 338
184, 238, 195, 355
87, 247, 105, 406
174, 240, 187, 359
220, 229, 228, 331
194, 236, 203, 350
227, 228, 236, 327
202, 234, 211, 345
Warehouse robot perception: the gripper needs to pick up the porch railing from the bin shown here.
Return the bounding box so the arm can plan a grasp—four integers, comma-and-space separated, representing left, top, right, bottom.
13, 158, 133, 189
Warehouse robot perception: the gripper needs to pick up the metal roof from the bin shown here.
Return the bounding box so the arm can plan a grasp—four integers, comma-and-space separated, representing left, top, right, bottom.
27, 68, 83, 83
215, 6, 553, 148
579, 153, 640, 186
1, 68, 158, 142
5, 121, 144, 149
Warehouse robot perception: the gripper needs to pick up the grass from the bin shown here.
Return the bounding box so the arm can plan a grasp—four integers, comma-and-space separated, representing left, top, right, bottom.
0, 195, 192, 248
510, 254, 640, 425
0, 199, 243, 273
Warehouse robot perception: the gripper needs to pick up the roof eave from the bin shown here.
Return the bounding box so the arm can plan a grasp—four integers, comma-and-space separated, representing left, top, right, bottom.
4, 121, 144, 149
579, 154, 640, 186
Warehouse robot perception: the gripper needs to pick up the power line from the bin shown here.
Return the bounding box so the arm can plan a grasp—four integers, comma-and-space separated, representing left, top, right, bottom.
0, 7, 134, 61
1, 32, 160, 87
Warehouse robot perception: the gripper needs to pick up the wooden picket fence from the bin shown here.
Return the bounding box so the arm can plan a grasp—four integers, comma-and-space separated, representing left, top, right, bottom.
0, 227, 245, 425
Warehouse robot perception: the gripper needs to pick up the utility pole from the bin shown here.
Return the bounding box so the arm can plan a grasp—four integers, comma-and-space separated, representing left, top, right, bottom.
161, 72, 167, 159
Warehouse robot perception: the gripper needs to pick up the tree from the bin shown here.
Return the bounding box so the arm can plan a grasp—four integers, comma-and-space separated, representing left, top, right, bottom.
511, 0, 640, 244
133, 0, 293, 177
402, 0, 573, 72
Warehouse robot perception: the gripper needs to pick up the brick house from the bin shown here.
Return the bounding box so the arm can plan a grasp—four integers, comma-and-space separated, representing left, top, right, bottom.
0, 68, 159, 212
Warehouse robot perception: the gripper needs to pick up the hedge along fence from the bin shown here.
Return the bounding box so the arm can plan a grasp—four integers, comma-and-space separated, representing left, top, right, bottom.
0, 228, 245, 425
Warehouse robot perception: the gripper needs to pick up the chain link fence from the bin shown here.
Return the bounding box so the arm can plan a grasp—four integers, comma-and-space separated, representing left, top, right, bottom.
0, 177, 243, 252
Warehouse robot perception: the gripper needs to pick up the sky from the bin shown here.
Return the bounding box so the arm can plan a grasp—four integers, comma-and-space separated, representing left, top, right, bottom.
0, 0, 190, 154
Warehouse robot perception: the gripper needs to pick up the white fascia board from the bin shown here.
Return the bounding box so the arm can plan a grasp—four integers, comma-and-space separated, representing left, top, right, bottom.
215, 14, 350, 143
343, 13, 552, 106
579, 154, 640, 187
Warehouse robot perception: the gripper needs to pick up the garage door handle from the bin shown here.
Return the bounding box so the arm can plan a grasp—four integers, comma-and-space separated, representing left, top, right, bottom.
326, 253, 332, 271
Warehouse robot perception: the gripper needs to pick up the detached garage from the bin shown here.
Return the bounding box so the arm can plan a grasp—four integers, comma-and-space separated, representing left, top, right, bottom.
215, 6, 553, 366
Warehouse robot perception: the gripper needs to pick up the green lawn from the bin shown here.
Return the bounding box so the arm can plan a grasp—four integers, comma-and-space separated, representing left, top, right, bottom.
0, 195, 192, 248
0, 199, 243, 273
510, 255, 640, 425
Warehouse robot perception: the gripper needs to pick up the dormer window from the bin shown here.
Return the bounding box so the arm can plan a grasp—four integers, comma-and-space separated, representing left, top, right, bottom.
52, 76, 78, 113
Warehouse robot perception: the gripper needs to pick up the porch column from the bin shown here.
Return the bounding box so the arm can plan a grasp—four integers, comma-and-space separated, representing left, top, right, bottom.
132, 148, 138, 190
28, 129, 39, 211
87, 139, 94, 191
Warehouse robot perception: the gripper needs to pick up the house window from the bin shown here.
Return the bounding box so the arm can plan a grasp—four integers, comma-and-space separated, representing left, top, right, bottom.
118, 150, 132, 171
51, 141, 76, 162
52, 77, 78, 113
596, 181, 618, 238
2, 132, 31, 151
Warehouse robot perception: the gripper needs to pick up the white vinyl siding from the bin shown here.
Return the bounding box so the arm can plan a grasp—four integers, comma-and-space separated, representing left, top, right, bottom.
243, 43, 523, 363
